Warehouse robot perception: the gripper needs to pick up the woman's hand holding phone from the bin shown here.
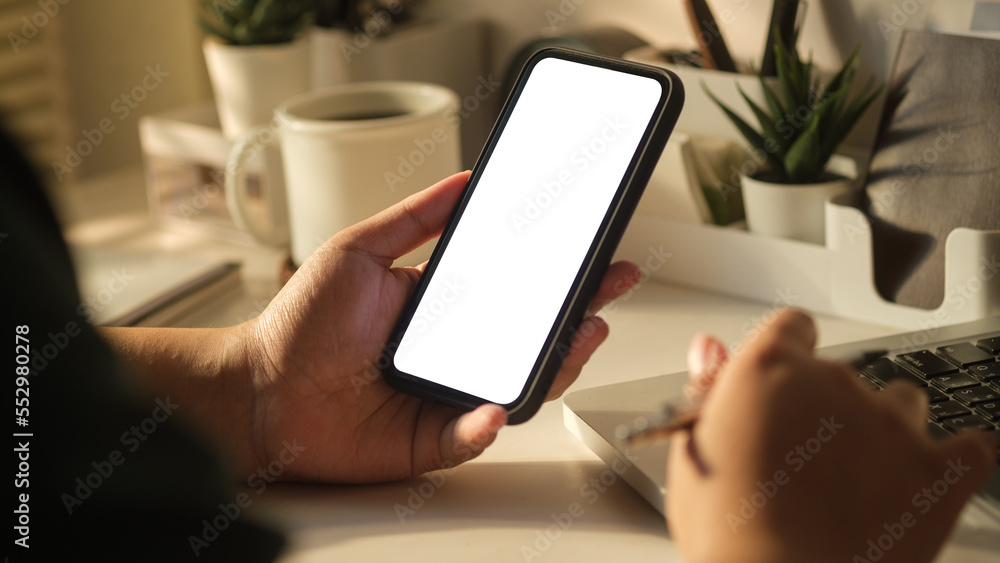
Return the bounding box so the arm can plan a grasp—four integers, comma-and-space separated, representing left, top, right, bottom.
384, 49, 683, 421
238, 172, 641, 484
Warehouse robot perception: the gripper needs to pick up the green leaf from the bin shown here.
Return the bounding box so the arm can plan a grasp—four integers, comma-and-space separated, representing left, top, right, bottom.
819, 81, 885, 166
782, 88, 845, 182
783, 117, 821, 183
758, 72, 787, 120
802, 50, 815, 106
774, 35, 808, 112
199, 0, 314, 45
702, 82, 779, 170
737, 83, 789, 158
819, 43, 861, 103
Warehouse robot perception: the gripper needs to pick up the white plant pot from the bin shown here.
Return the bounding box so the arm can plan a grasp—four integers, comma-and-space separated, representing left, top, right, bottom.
309, 26, 353, 89
203, 36, 310, 138
741, 173, 855, 245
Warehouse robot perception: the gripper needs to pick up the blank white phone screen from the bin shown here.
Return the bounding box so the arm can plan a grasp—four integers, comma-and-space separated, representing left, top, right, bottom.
394, 57, 663, 405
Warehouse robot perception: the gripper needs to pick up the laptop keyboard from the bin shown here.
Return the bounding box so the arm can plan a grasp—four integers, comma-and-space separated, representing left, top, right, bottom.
856, 334, 1000, 457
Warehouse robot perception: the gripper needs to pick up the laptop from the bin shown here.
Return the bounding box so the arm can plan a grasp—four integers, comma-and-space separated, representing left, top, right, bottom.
564, 315, 1000, 522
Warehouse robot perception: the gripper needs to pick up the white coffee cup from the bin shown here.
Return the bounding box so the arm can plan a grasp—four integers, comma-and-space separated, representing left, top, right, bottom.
226, 81, 461, 265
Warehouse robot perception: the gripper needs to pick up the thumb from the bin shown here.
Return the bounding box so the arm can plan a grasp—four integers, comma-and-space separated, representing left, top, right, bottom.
339, 171, 471, 264
437, 404, 507, 468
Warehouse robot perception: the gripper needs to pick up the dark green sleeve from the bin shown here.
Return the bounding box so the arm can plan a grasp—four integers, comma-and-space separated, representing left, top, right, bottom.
2, 128, 285, 561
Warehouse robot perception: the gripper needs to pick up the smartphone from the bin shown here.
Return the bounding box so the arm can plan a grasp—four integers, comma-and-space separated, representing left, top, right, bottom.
383, 48, 684, 423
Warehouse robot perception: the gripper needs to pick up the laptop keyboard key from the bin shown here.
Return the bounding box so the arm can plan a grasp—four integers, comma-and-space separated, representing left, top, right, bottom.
968, 362, 1000, 382
861, 358, 926, 386
952, 386, 1000, 406
976, 402, 1000, 421
937, 342, 995, 367
896, 351, 959, 378
924, 386, 949, 403
857, 376, 880, 391
943, 414, 994, 433
931, 373, 981, 391
928, 400, 971, 421
977, 336, 1000, 355
927, 422, 951, 441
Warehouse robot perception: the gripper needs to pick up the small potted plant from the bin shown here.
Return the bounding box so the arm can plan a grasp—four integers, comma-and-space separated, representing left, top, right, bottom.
705, 35, 884, 244
199, 0, 317, 137
309, 0, 416, 88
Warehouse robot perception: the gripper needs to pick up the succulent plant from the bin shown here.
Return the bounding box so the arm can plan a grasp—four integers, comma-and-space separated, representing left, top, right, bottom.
704, 33, 884, 184
199, 0, 317, 46
314, 0, 415, 34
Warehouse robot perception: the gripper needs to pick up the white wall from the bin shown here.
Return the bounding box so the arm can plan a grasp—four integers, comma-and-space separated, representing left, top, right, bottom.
55, 0, 210, 182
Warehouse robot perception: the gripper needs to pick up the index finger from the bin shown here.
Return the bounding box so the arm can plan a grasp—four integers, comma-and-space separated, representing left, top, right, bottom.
339, 171, 471, 263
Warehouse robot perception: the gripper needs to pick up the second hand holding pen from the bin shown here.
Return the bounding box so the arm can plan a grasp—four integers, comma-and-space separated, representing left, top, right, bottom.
624, 349, 887, 449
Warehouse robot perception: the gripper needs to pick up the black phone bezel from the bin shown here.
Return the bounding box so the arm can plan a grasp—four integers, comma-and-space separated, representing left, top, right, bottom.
382, 47, 684, 424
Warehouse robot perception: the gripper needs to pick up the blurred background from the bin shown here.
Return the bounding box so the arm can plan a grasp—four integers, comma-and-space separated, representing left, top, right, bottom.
0, 0, 956, 185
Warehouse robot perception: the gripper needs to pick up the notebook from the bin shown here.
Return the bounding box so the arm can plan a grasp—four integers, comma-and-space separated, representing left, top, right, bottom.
864, 30, 1000, 310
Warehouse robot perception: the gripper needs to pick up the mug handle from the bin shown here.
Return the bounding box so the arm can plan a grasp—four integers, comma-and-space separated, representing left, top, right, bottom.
225, 126, 288, 246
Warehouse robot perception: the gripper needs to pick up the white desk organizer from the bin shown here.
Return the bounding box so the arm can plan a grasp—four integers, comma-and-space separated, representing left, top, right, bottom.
621, 47, 999, 329
615, 199, 1000, 329
826, 195, 1000, 328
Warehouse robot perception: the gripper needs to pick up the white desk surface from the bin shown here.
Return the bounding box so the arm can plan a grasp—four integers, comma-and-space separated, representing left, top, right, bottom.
56, 167, 1000, 562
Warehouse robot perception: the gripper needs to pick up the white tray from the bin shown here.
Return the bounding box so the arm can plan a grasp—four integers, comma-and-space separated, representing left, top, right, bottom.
615, 195, 1000, 329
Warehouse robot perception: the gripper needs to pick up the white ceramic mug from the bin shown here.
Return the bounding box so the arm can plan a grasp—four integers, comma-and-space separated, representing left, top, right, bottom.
226, 82, 461, 265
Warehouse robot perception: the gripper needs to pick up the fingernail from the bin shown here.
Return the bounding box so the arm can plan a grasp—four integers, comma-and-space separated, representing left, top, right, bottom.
687, 334, 715, 378
704, 338, 726, 373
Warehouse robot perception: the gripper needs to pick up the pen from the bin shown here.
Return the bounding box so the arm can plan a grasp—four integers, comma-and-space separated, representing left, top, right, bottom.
624, 349, 888, 448
683, 0, 738, 73
760, 0, 803, 76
